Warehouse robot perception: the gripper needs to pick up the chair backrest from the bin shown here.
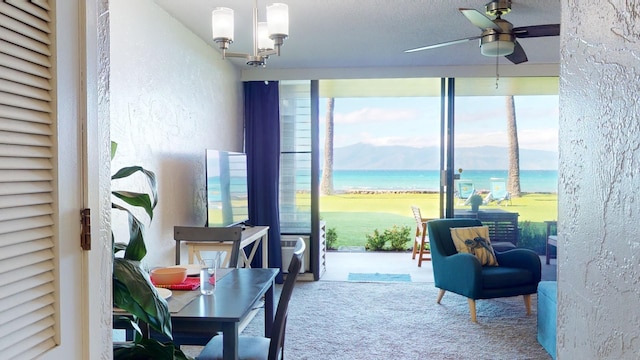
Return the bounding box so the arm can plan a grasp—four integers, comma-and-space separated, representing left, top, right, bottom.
490, 179, 508, 199
411, 206, 425, 238
427, 219, 483, 261
269, 238, 305, 360
456, 181, 475, 199
173, 226, 242, 268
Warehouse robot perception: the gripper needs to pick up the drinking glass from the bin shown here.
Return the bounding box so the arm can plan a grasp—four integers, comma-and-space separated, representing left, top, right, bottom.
200, 254, 220, 295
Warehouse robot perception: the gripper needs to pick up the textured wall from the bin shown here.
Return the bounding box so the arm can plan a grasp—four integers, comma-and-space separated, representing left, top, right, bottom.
95, 0, 114, 358
559, 1, 640, 358
110, 0, 242, 267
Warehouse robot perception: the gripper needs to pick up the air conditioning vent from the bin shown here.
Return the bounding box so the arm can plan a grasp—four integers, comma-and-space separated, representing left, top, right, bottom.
281, 235, 309, 273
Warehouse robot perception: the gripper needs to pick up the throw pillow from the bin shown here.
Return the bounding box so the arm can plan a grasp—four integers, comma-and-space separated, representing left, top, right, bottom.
450, 226, 499, 266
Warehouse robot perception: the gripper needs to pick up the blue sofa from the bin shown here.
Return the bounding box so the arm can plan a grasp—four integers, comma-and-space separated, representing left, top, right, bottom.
537, 281, 557, 359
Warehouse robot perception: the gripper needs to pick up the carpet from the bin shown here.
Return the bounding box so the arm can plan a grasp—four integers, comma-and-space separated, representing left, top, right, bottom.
182, 281, 551, 360
348, 272, 411, 282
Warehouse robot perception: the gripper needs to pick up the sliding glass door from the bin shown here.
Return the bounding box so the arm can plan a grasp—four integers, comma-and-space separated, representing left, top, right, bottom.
279, 77, 558, 266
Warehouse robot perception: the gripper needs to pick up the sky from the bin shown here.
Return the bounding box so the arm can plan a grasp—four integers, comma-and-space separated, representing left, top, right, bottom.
318, 95, 559, 152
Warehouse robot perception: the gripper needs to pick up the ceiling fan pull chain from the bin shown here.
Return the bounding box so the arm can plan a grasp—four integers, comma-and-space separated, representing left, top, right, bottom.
495, 56, 500, 89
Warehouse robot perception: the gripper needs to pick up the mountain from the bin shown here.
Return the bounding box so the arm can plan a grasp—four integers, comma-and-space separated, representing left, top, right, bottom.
325, 143, 558, 170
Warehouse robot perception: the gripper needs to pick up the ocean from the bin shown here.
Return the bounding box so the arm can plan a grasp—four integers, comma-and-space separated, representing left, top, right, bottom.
328, 169, 557, 193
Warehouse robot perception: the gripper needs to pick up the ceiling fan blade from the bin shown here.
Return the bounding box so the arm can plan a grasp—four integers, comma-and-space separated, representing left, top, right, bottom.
513, 24, 560, 38
404, 35, 481, 53
504, 41, 528, 64
459, 8, 501, 31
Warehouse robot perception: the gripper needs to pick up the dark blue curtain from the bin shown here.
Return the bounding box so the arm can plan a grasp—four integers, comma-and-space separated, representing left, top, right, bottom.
244, 81, 283, 283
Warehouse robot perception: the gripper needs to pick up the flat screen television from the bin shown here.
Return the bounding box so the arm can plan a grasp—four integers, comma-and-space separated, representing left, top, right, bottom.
206, 149, 249, 227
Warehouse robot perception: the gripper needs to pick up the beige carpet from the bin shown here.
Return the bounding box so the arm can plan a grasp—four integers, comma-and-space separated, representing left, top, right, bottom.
183, 280, 551, 360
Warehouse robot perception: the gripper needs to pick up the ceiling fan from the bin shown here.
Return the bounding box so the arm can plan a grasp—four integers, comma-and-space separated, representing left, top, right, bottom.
405, 0, 560, 64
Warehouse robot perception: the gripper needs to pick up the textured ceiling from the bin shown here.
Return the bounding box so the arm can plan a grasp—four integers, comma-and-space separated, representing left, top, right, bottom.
153, 0, 562, 71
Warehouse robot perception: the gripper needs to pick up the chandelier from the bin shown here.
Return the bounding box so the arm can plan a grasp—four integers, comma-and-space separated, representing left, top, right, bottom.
211, 1, 289, 67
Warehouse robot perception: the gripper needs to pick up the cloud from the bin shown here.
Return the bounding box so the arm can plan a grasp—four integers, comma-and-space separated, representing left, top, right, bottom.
361, 135, 440, 148
518, 129, 559, 150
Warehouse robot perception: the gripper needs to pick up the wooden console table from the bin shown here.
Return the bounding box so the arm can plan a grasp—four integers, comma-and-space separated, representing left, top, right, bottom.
175, 226, 270, 268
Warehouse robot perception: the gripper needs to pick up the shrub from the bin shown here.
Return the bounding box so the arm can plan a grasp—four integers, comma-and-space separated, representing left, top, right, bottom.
365, 225, 411, 251
326, 227, 338, 250
518, 221, 546, 254
365, 229, 387, 251
388, 225, 412, 251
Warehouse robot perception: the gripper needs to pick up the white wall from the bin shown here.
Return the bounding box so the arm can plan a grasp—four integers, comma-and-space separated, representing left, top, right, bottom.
558, 2, 640, 358
110, 0, 243, 267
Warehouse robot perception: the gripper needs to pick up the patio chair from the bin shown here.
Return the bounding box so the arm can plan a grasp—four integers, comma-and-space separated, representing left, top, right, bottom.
427, 218, 541, 322
455, 180, 476, 205
484, 178, 511, 206
545, 220, 557, 265
197, 238, 306, 360
411, 206, 433, 267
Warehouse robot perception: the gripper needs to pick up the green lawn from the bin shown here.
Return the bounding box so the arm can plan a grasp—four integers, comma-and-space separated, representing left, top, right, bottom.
319, 192, 558, 249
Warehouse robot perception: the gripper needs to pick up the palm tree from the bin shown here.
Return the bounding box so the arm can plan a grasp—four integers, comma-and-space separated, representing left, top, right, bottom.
320, 98, 335, 195
506, 95, 521, 197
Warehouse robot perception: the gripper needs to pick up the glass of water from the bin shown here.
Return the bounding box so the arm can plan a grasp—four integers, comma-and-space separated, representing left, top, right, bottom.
200, 254, 220, 295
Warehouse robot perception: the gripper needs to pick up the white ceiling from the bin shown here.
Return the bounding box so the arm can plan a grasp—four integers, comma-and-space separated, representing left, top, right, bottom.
154, 0, 561, 68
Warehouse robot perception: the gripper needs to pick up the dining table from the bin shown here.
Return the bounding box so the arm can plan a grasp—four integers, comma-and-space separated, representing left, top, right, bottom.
175, 267, 279, 359
118, 267, 280, 360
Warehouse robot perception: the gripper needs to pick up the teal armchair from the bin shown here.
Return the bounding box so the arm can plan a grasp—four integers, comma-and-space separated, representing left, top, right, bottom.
427, 218, 541, 322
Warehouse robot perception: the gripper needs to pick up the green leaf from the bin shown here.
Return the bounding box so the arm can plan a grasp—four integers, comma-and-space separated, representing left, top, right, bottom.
111, 203, 147, 261
113, 259, 173, 339
124, 213, 147, 261
113, 191, 154, 221
112, 165, 158, 210
113, 242, 128, 255
111, 141, 118, 160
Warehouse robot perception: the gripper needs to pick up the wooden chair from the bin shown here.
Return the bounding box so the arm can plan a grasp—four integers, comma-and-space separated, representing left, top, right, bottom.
197, 238, 306, 360
411, 206, 432, 267
545, 221, 558, 265
174, 226, 242, 268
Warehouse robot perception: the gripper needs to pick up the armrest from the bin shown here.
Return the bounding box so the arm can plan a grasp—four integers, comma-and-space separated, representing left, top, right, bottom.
495, 249, 542, 283
435, 253, 484, 299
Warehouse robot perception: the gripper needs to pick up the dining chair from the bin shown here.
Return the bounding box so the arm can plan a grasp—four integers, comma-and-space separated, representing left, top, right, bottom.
410, 206, 432, 267
197, 237, 306, 360
174, 226, 243, 268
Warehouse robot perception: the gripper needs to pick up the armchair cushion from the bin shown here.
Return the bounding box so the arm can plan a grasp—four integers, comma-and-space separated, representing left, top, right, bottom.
450, 226, 499, 266
481, 267, 534, 289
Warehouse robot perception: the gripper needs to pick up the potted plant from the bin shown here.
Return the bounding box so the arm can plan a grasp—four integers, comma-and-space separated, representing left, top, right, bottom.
111, 141, 190, 360
469, 194, 483, 212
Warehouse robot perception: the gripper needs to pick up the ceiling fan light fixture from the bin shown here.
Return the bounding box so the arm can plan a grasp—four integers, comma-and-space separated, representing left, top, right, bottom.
481, 40, 514, 56
404, 1, 559, 65
480, 28, 515, 56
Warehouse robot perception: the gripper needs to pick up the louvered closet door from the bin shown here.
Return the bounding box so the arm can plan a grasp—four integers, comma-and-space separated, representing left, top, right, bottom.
0, 1, 59, 358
